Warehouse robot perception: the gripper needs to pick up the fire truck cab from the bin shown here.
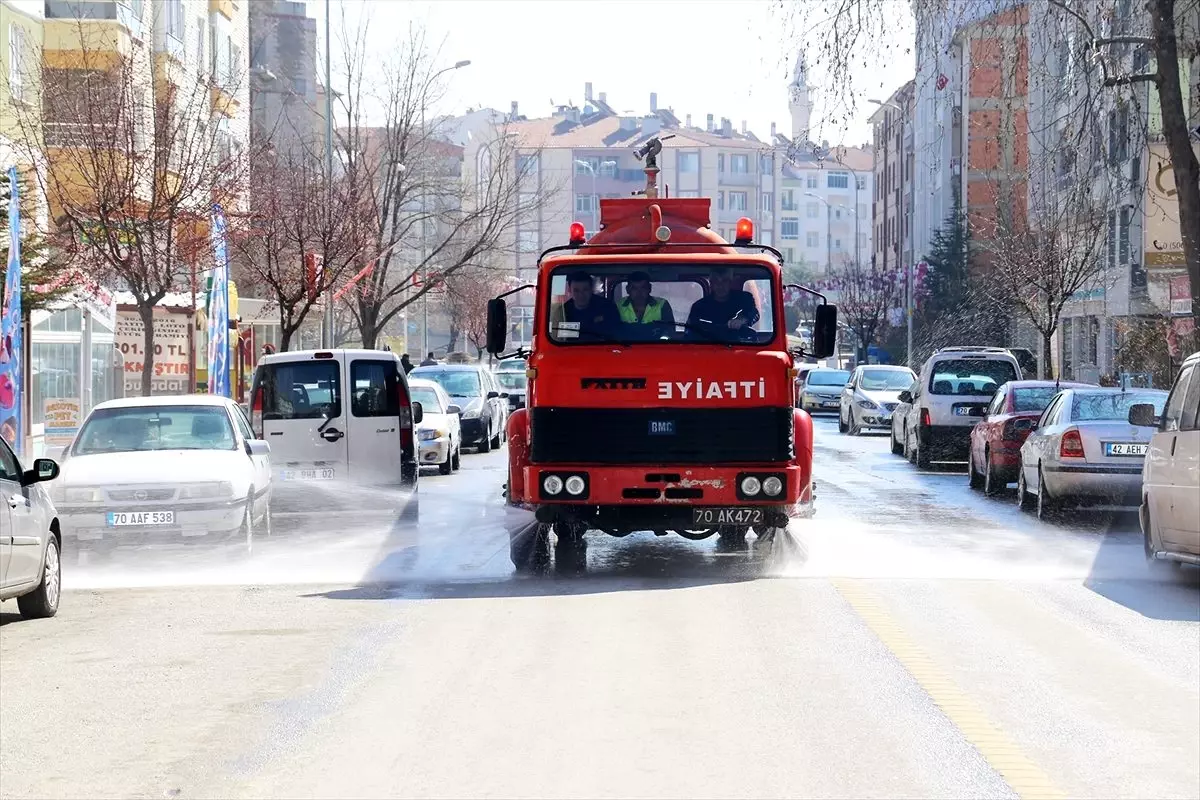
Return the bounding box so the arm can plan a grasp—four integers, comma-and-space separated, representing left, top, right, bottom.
486, 141, 837, 570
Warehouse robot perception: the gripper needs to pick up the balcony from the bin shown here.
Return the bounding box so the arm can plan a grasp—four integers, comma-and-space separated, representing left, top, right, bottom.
718, 170, 757, 187
210, 0, 235, 20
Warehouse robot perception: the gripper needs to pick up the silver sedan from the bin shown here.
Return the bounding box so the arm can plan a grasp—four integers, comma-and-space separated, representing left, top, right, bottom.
1017, 387, 1168, 518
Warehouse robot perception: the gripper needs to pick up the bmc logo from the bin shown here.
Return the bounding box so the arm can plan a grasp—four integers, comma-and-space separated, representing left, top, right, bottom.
581, 377, 647, 390
648, 420, 676, 435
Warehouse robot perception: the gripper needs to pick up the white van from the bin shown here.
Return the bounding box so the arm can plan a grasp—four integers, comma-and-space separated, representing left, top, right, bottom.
249, 349, 422, 515
1137, 350, 1200, 566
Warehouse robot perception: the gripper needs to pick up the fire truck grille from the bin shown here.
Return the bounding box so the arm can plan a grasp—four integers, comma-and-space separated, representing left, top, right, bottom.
529, 407, 795, 465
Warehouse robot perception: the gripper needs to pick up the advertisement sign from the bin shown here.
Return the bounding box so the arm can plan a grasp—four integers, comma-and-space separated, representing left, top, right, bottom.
1144, 143, 1187, 269
115, 309, 191, 395
43, 398, 81, 447
1, 166, 23, 455
1170, 274, 1193, 316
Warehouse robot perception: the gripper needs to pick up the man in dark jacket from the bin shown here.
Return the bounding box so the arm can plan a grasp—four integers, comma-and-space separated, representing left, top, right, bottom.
687, 267, 760, 340
400, 353, 415, 374
420, 352, 438, 366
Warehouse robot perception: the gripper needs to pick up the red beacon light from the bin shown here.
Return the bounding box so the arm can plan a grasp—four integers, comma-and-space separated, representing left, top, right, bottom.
734, 217, 754, 244
568, 221, 587, 245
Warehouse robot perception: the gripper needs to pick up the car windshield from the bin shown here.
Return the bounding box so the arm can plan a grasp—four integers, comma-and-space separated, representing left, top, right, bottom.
1012, 387, 1061, 412
929, 359, 1017, 395
409, 387, 443, 413
414, 369, 481, 397
546, 263, 776, 345
859, 369, 914, 391
495, 371, 527, 391
72, 406, 236, 455
1071, 391, 1167, 421
807, 370, 851, 386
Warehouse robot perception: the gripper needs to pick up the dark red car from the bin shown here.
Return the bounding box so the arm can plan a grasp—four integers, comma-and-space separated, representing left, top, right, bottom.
967, 379, 1094, 494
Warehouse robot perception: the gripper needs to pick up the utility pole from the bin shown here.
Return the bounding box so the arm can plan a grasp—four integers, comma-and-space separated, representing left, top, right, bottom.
321, 0, 333, 348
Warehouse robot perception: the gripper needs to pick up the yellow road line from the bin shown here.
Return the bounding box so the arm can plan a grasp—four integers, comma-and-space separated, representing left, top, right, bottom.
832, 579, 1067, 800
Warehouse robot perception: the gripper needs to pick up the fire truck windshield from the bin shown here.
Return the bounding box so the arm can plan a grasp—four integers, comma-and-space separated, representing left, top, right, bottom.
546, 263, 776, 346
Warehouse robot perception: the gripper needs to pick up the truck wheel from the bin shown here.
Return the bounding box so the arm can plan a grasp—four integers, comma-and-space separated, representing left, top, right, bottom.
511, 523, 550, 572
554, 525, 587, 572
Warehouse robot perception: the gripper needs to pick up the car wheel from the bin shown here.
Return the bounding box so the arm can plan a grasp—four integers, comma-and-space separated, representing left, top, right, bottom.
968, 448, 983, 489
982, 450, 1002, 496
906, 431, 917, 464
438, 450, 453, 475
891, 425, 904, 455
1016, 463, 1034, 511
1036, 465, 1058, 520
490, 424, 502, 449
17, 535, 61, 619
478, 425, 492, 453
1141, 501, 1157, 561
451, 444, 461, 471
838, 408, 848, 433
915, 436, 931, 469
848, 408, 861, 436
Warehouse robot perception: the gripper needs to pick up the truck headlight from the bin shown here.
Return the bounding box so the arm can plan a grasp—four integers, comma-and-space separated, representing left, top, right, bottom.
564, 475, 586, 496
740, 476, 761, 496
762, 476, 783, 496
542, 475, 563, 495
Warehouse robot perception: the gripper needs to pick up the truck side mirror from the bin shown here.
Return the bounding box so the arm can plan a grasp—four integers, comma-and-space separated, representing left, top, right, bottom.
486, 298, 508, 356
812, 304, 837, 359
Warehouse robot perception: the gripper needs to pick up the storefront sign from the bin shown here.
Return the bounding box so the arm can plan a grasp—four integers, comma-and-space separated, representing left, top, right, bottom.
115, 309, 192, 395
1144, 143, 1187, 269
43, 398, 81, 447
1170, 274, 1193, 316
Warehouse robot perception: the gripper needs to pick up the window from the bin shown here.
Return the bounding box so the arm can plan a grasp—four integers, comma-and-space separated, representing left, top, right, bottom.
760, 230, 773, 246
718, 154, 725, 172
292, 76, 307, 95
1072, 391, 1167, 422
717, 191, 725, 211
781, 189, 796, 211
729, 191, 747, 211
677, 189, 700, 198
855, 176, 866, 190
806, 174, 817, 188
575, 157, 599, 175
409, 385, 445, 414
783, 247, 794, 263
806, 202, 820, 219
827, 172, 849, 189
165, 0, 184, 40
806, 231, 819, 248
678, 152, 699, 173
517, 230, 539, 252
72, 405, 237, 454
8, 24, 25, 102
0, 437, 20, 482
1118, 205, 1131, 264
516, 154, 539, 175
1162, 365, 1195, 431
928, 360, 1018, 396
411, 369, 482, 397
259, 361, 341, 421
232, 405, 254, 440
834, 238, 843, 250
599, 160, 617, 178
761, 192, 773, 212
228, 40, 240, 86
575, 194, 596, 214
350, 360, 401, 418
730, 154, 749, 173
781, 219, 800, 239
195, 19, 205, 74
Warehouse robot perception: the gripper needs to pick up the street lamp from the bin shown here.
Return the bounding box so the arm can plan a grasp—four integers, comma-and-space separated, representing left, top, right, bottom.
574, 159, 616, 234
805, 192, 833, 274
418, 59, 471, 356
868, 96, 912, 368
837, 204, 861, 267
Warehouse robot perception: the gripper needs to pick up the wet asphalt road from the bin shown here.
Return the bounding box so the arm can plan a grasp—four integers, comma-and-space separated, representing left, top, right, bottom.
1, 417, 1198, 799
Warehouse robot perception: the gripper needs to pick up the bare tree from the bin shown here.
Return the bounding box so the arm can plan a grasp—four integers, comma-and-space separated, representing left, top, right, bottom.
329, 22, 541, 349
834, 261, 903, 361
229, 141, 366, 350
8, 12, 248, 395
442, 264, 511, 357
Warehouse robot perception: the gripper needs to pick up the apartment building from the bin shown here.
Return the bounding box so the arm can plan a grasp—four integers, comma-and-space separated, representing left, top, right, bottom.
778, 147, 872, 274
248, 0, 319, 151
868, 81, 915, 274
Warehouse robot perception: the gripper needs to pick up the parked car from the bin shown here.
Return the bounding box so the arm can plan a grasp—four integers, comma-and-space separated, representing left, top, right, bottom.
797, 368, 851, 414
0, 440, 62, 619
250, 349, 420, 515
838, 365, 916, 435
1136, 351, 1200, 566
890, 377, 919, 456
409, 378, 462, 475
410, 364, 508, 452
897, 347, 1023, 468
54, 395, 272, 550
494, 368, 528, 411
1016, 387, 1168, 518
968, 379, 1094, 494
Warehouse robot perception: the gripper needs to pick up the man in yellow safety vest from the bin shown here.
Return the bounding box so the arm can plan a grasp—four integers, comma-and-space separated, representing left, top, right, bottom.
618, 271, 676, 327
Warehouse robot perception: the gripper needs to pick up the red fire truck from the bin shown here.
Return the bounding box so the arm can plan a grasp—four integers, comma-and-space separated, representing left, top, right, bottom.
486, 136, 837, 569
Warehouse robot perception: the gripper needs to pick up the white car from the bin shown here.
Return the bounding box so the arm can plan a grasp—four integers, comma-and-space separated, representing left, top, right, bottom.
0, 438, 62, 619
898, 346, 1023, 468
409, 378, 462, 475
838, 365, 916, 435
53, 396, 273, 551
1138, 350, 1200, 565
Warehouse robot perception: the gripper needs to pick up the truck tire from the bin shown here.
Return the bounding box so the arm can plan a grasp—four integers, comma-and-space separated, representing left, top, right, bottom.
511, 523, 550, 572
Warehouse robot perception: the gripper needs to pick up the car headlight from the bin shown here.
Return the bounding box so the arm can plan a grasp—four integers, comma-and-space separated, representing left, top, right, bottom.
64, 487, 102, 503
179, 482, 235, 499
762, 476, 784, 496
462, 405, 481, 419
740, 476, 761, 496
542, 475, 564, 495
856, 399, 878, 409
418, 428, 446, 441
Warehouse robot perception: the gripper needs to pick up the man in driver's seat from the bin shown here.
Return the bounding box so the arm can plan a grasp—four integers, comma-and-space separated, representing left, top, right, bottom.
617, 271, 675, 326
